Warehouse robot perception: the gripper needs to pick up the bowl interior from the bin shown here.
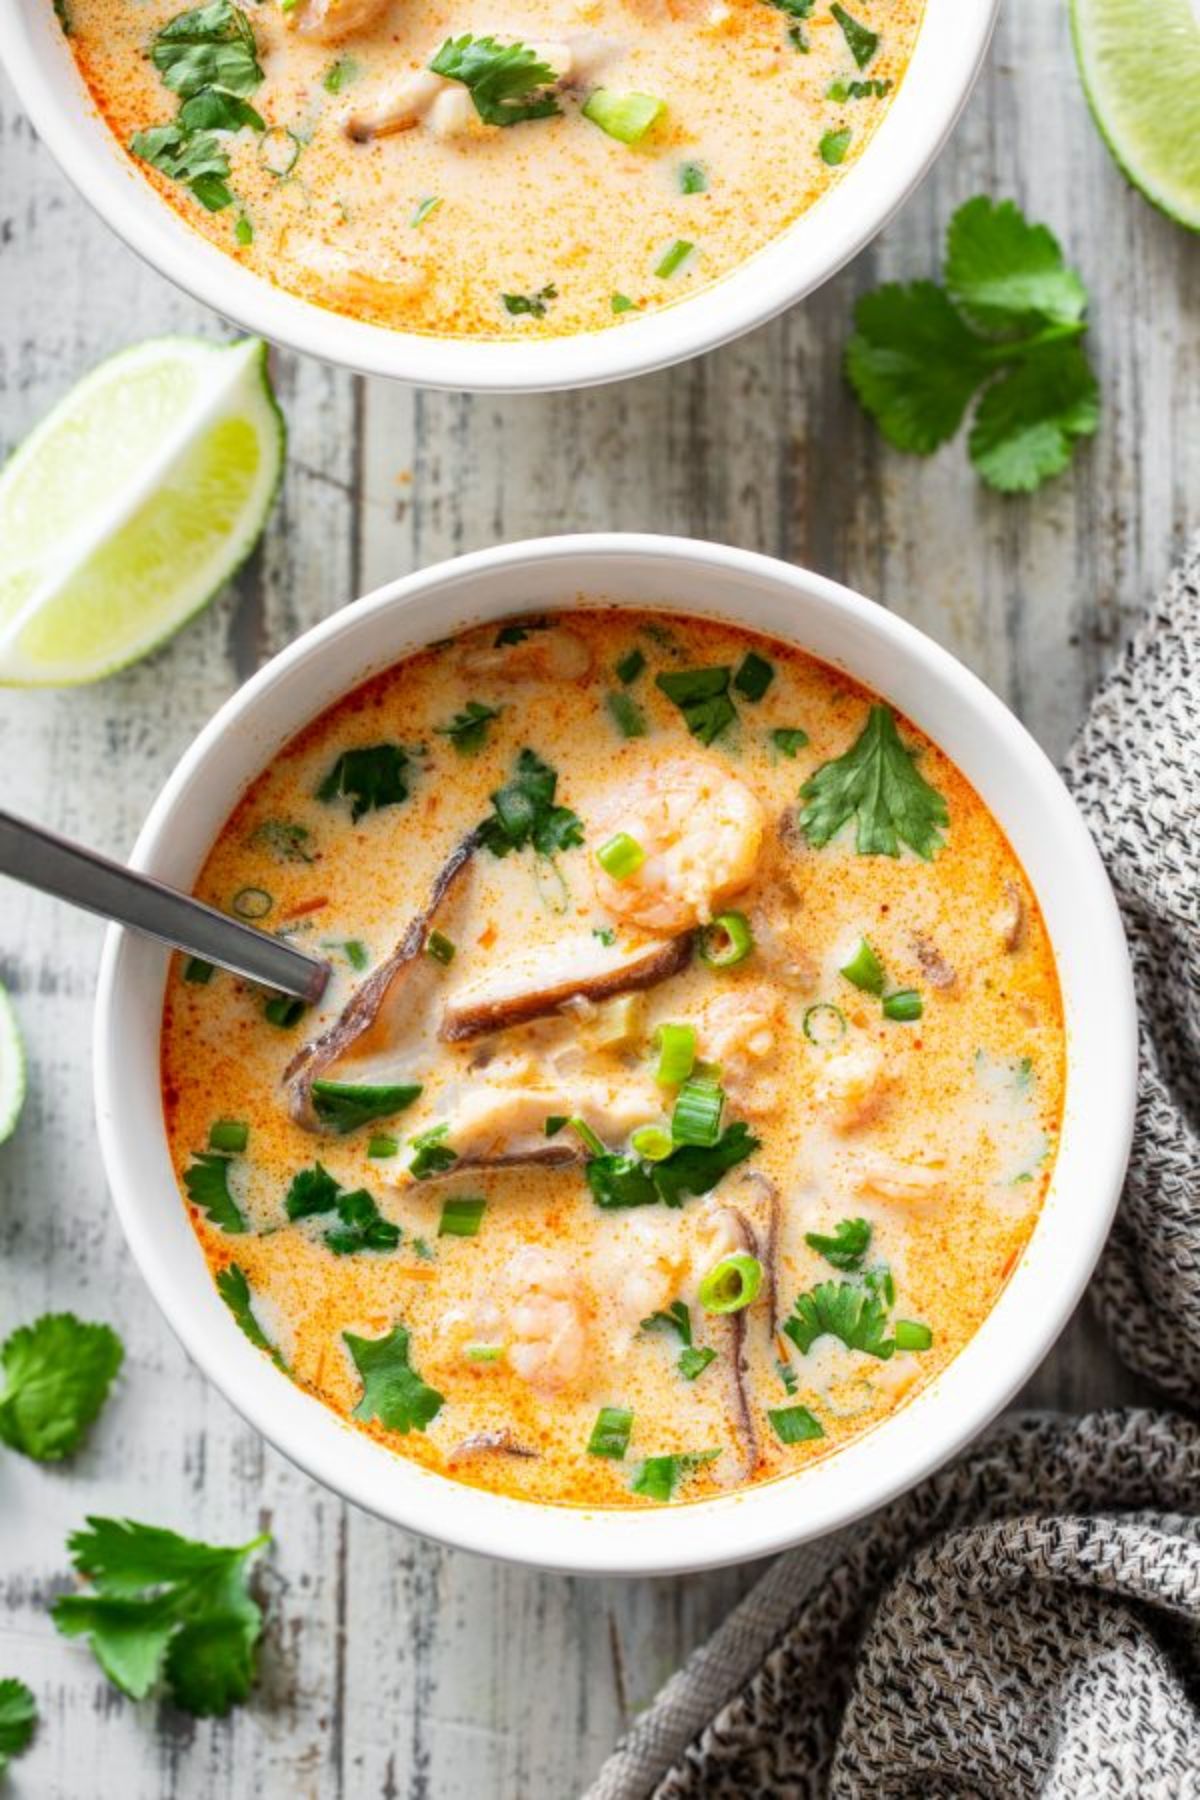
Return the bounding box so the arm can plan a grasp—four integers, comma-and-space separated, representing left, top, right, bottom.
93, 537, 1136, 1575
2, 0, 998, 388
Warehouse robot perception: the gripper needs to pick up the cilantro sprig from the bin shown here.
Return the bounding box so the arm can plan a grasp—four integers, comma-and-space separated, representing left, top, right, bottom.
343, 1324, 443, 1434
784, 1269, 896, 1360
0, 1314, 123, 1462
317, 743, 411, 822
52, 1517, 270, 1715
585, 1122, 759, 1210
429, 35, 561, 128
0, 1679, 36, 1775
641, 1300, 716, 1381
846, 197, 1100, 493
216, 1265, 287, 1369
284, 1163, 399, 1255
131, 1, 264, 214
799, 705, 948, 859
479, 748, 583, 858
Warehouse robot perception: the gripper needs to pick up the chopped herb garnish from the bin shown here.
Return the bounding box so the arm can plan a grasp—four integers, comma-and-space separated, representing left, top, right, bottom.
425, 930, 456, 965
51, 1517, 270, 1714
183, 955, 214, 983
429, 34, 562, 127
882, 988, 923, 1022
592, 926, 616, 947
216, 1264, 286, 1368
131, 123, 236, 210
762, 0, 813, 49
311, 1081, 422, 1134
208, 1119, 249, 1153
828, 76, 891, 99
324, 1187, 401, 1256
231, 885, 272, 920
671, 1076, 724, 1148
784, 1272, 895, 1359
341, 938, 369, 971
0, 1679, 36, 1775
819, 127, 852, 166
655, 1021, 697, 1086
411, 1236, 435, 1261
606, 690, 647, 738
367, 1134, 398, 1158
435, 699, 501, 754
629, 1449, 719, 1501
733, 651, 774, 701
698, 1252, 763, 1314
251, 820, 314, 863
317, 743, 411, 822
611, 293, 635, 314
582, 89, 665, 145
438, 1196, 486, 1237
840, 934, 886, 994
802, 1002, 847, 1045
587, 1406, 633, 1459
771, 726, 809, 757
494, 620, 547, 646
184, 1152, 245, 1233
479, 747, 583, 858
322, 53, 357, 92
596, 831, 646, 880
655, 239, 695, 280
679, 1345, 717, 1380
585, 1121, 759, 1210
831, 3, 878, 68
284, 1162, 341, 1220
544, 1114, 568, 1137
698, 911, 754, 968
343, 1324, 443, 1433
805, 1216, 872, 1271
894, 1319, 933, 1352
410, 193, 443, 228
502, 283, 558, 318
0, 1314, 123, 1461
655, 665, 736, 745
678, 161, 708, 194
408, 1123, 458, 1181
616, 647, 646, 684
800, 705, 948, 858
132, 0, 265, 212
149, 0, 263, 98
768, 1404, 825, 1445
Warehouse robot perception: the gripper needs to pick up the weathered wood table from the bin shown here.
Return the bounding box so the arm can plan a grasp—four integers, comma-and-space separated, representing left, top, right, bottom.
1, 1, 1195, 1792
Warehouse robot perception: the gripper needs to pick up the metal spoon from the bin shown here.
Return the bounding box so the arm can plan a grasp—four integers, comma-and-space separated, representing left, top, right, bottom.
0, 807, 330, 1004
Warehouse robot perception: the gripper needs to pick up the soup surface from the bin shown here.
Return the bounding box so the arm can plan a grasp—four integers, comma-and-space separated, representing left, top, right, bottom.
161, 607, 1064, 1509
64, 0, 922, 337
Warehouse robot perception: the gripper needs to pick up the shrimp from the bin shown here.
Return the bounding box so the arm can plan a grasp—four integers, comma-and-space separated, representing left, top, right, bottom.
504, 1247, 591, 1392
346, 40, 614, 140
856, 1157, 946, 1204
290, 0, 390, 44
817, 1044, 890, 1133
589, 755, 765, 933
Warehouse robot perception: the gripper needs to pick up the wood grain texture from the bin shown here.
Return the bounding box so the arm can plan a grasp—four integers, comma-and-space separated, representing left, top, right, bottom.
0, 0, 1194, 1791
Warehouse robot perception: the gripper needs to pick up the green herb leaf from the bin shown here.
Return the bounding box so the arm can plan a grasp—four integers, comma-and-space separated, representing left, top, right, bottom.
804, 1216, 872, 1271
733, 650, 774, 700
130, 124, 234, 208
150, 0, 263, 99
642, 1299, 692, 1345
606, 690, 647, 738
430, 34, 562, 127
0, 1679, 36, 1774
438, 1195, 486, 1237
616, 647, 646, 684
284, 1162, 340, 1220
216, 1265, 286, 1368
830, 2, 878, 68
435, 699, 502, 754
184, 1152, 246, 1233
819, 127, 852, 165
967, 343, 1100, 494
678, 160, 707, 194
323, 1188, 401, 1256
323, 53, 357, 93
586, 1405, 633, 1458
479, 747, 584, 858
501, 283, 558, 318
586, 1122, 759, 1210
799, 704, 948, 859
52, 1517, 270, 1714
343, 1324, 443, 1433
317, 743, 410, 821
177, 88, 263, 130
678, 1345, 717, 1380
654, 665, 737, 745
771, 726, 809, 757
944, 196, 1088, 333
767, 1403, 825, 1444
654, 238, 695, 280
0, 1314, 123, 1461
847, 281, 991, 452
629, 1449, 719, 1501
611, 293, 635, 314
249, 819, 313, 862
408, 1123, 459, 1181
784, 1274, 895, 1359
310, 1080, 423, 1134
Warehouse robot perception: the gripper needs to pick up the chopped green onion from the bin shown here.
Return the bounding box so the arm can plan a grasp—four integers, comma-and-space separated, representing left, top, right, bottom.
367, 1134, 398, 1159
630, 1124, 674, 1162
410, 194, 442, 228
465, 1343, 504, 1363
259, 125, 301, 177
587, 1406, 633, 1459
883, 989, 923, 1022
263, 996, 306, 1028
655, 1022, 697, 1086
698, 911, 754, 968
894, 1319, 933, 1352
630, 1448, 719, 1500
733, 651, 774, 701
606, 691, 647, 739
568, 1116, 606, 1156
840, 935, 885, 994
438, 1196, 486, 1238
679, 1345, 716, 1381
426, 930, 456, 966
819, 126, 852, 165
408, 1123, 458, 1180
184, 956, 214, 984
698, 1252, 763, 1314
678, 160, 707, 193
544, 1114, 568, 1137
616, 648, 645, 684
582, 89, 665, 145
343, 939, 369, 971
235, 214, 253, 245
767, 1404, 825, 1445
208, 1120, 249, 1153
323, 54, 357, 92
671, 1077, 724, 1148
232, 885, 273, 920
655, 238, 694, 280
611, 293, 635, 315
771, 727, 809, 758
802, 1002, 847, 1046
311, 1081, 423, 1134
596, 832, 646, 880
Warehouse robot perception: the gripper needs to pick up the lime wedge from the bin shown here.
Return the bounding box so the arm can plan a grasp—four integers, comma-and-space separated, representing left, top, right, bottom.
0, 337, 284, 685
1071, 0, 1200, 231
0, 982, 26, 1146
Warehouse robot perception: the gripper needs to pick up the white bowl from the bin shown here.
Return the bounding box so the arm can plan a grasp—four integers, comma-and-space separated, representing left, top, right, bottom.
2, 0, 997, 390
94, 536, 1136, 1575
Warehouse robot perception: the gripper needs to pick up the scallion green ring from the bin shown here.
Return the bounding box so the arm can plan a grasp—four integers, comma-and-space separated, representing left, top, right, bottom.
698, 911, 754, 968
698, 1252, 763, 1314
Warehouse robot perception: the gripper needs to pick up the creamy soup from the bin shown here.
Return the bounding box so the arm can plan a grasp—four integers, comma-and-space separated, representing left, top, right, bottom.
161, 609, 1064, 1509
64, 0, 922, 336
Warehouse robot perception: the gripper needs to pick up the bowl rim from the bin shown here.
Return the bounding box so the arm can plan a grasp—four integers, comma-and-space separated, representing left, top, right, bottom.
93, 534, 1137, 1575
1, 0, 999, 391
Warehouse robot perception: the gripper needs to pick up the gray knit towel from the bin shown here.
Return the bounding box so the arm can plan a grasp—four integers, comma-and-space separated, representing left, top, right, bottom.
586, 538, 1200, 1800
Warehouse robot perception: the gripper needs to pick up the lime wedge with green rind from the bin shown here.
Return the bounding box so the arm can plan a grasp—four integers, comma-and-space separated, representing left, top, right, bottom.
0, 337, 284, 685
1071, 0, 1200, 231
0, 982, 26, 1146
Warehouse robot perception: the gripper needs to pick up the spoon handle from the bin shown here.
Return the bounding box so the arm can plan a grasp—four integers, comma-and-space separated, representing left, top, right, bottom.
0, 808, 330, 1004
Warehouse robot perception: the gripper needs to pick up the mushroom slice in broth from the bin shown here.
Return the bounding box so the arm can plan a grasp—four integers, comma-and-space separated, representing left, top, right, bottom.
440, 928, 692, 1043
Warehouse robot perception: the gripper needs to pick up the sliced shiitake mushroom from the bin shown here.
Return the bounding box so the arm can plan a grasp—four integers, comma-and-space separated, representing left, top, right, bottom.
440, 929, 692, 1043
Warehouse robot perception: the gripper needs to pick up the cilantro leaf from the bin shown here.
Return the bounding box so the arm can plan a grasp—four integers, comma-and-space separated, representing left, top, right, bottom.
0, 1314, 123, 1462
968, 343, 1100, 494
654, 666, 738, 746
216, 1265, 286, 1367
407, 1123, 458, 1181
323, 1188, 401, 1256
830, 3, 878, 68
435, 700, 502, 755
502, 284, 557, 319
845, 196, 1099, 492
805, 1217, 872, 1271
784, 1275, 895, 1359
343, 1325, 443, 1434
429, 35, 561, 128
799, 704, 948, 859
479, 748, 583, 858
945, 196, 1087, 333
250, 819, 313, 862
150, 0, 262, 98
284, 1162, 340, 1219
629, 1449, 719, 1502
184, 1152, 246, 1233
317, 743, 411, 822
130, 124, 234, 210
0, 1679, 36, 1774
310, 1080, 423, 1134
586, 1122, 759, 1211
642, 1300, 692, 1345
52, 1517, 270, 1714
